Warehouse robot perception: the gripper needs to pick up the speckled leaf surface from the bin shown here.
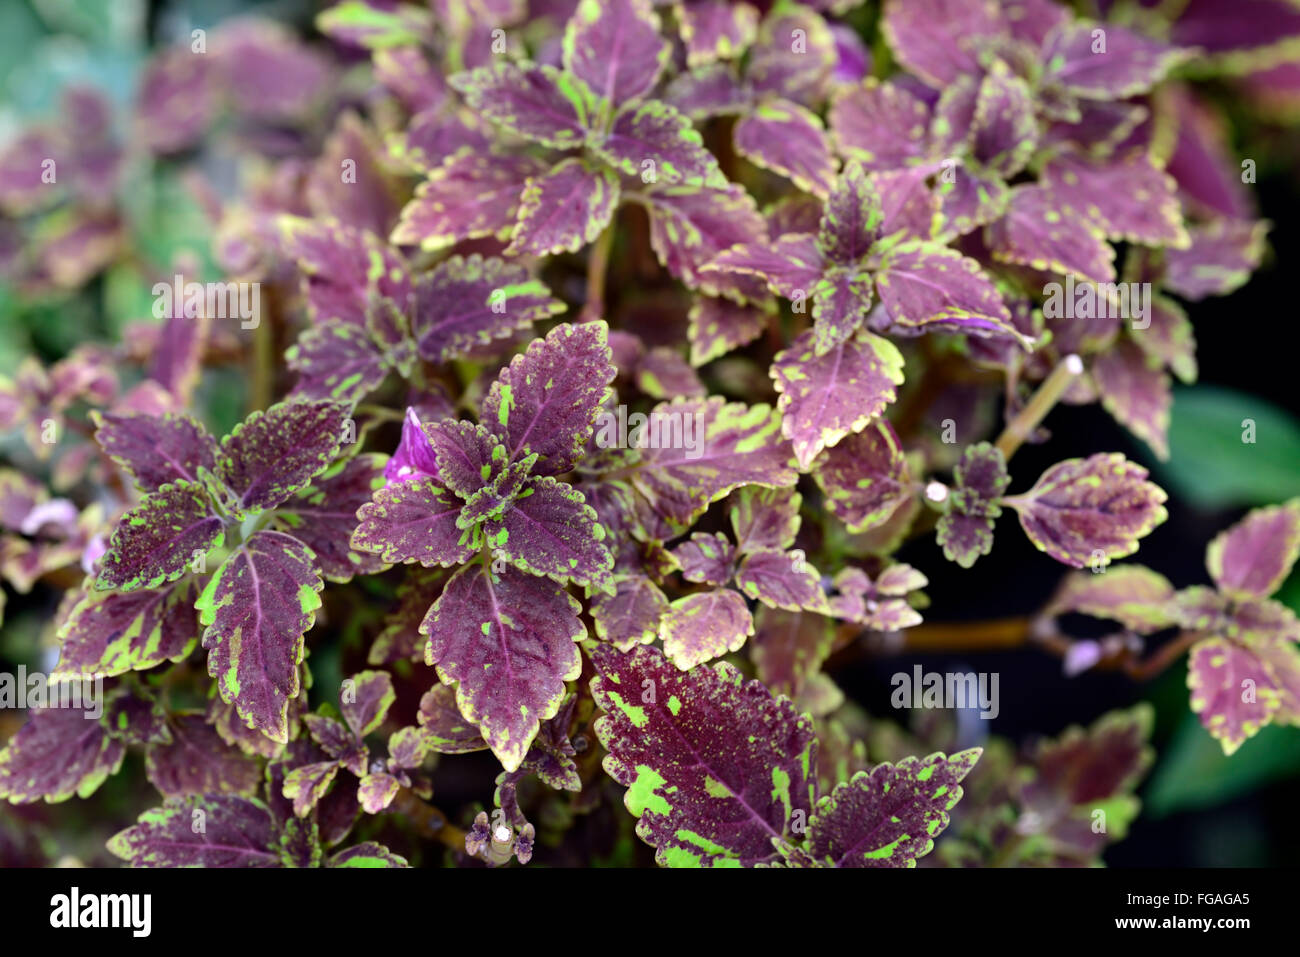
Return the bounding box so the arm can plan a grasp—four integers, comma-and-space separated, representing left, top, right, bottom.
54, 579, 199, 678
1205, 500, 1300, 602
813, 420, 911, 533
94, 411, 219, 493
110, 795, 281, 867
590, 643, 817, 866
660, 587, 754, 669
805, 750, 980, 867
563, 0, 669, 106
422, 563, 584, 771
198, 531, 325, 743
1006, 453, 1168, 568
409, 255, 565, 362
352, 477, 479, 567
481, 321, 616, 476
0, 706, 125, 804
94, 481, 223, 591
772, 329, 905, 470
217, 400, 350, 512
272, 453, 389, 582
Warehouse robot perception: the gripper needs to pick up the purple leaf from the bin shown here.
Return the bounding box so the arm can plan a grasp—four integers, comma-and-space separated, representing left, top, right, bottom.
1187, 637, 1281, 755
818, 162, 883, 265
829, 78, 931, 171
628, 397, 797, 529
342, 670, 396, 739
772, 329, 905, 470
352, 477, 481, 567
687, 296, 771, 366
591, 574, 670, 650
95, 481, 223, 592
1042, 150, 1187, 247
937, 442, 1008, 568
198, 531, 325, 744
54, 579, 198, 678
217, 400, 350, 512
110, 795, 279, 867
1041, 22, 1189, 100
636, 347, 706, 399
987, 185, 1116, 283
971, 59, 1037, 177
390, 151, 544, 251
278, 216, 409, 327
508, 158, 620, 256
1161, 219, 1269, 301
1045, 565, 1178, 634
595, 100, 726, 188
1206, 501, 1300, 602
0, 706, 125, 803
662, 62, 751, 119
1005, 453, 1168, 568
93, 411, 218, 493
874, 241, 1025, 344
747, 5, 836, 104
880, 0, 1001, 87
750, 606, 834, 703
806, 750, 980, 866
678, 0, 759, 66
422, 563, 584, 771
425, 420, 503, 499
661, 587, 754, 669
306, 112, 401, 237
145, 713, 262, 799
1091, 341, 1172, 460
644, 184, 769, 301
409, 254, 565, 362
730, 486, 801, 552
486, 476, 615, 590
935, 164, 1010, 239
589, 643, 817, 866
735, 548, 826, 612
1134, 295, 1197, 383
418, 684, 488, 754
670, 531, 737, 586
811, 267, 875, 354
286, 320, 389, 404
813, 419, 912, 533
481, 320, 616, 475
873, 166, 942, 243
734, 100, 837, 198
450, 62, 595, 148
563, 0, 669, 105
705, 234, 826, 299
272, 453, 389, 582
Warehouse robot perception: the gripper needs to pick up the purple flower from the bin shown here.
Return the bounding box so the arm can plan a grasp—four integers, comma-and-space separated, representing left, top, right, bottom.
383, 407, 441, 486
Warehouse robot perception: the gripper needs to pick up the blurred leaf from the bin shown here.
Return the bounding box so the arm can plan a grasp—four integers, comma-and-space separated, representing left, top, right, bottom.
1152, 385, 1300, 509
31, 0, 145, 45
0, 2, 46, 97
1146, 564, 1300, 816
1145, 714, 1300, 816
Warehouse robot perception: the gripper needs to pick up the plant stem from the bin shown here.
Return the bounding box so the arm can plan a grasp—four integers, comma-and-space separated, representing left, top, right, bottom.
994, 355, 1083, 461
391, 789, 467, 853
584, 220, 616, 322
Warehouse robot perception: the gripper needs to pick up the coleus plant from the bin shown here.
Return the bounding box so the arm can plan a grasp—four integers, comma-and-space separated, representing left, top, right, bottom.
0, 0, 1295, 871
